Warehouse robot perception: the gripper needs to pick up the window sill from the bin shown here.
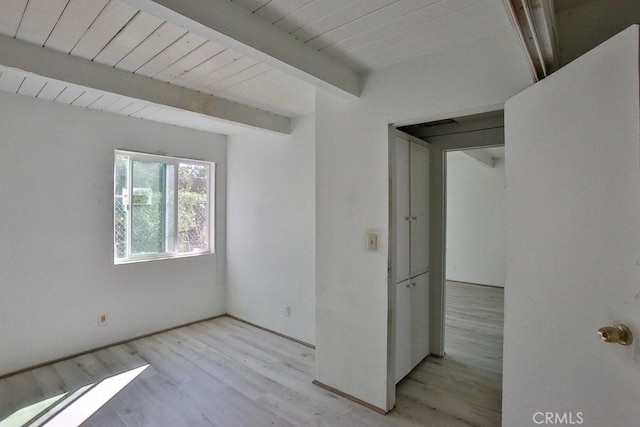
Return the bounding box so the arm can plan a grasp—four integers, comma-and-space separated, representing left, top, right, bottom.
114, 251, 215, 265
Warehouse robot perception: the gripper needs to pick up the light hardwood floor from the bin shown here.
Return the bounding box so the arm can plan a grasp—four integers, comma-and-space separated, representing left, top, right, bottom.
391, 281, 504, 427
444, 281, 504, 377
1, 291, 503, 427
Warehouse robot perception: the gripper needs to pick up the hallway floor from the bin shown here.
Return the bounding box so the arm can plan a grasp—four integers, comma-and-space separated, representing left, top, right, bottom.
393, 280, 504, 427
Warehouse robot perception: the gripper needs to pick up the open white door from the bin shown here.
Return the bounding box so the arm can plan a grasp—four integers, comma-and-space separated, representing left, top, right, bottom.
504, 25, 640, 426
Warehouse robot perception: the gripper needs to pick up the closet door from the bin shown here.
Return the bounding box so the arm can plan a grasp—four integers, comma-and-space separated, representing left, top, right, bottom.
410, 142, 429, 275
395, 280, 412, 383
410, 272, 430, 367
395, 136, 411, 282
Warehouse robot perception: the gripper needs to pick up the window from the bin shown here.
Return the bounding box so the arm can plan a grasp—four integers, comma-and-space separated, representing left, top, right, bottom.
114, 150, 214, 264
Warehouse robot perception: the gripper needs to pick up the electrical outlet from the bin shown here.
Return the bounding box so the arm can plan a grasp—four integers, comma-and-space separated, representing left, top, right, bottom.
98, 313, 108, 326
284, 306, 291, 318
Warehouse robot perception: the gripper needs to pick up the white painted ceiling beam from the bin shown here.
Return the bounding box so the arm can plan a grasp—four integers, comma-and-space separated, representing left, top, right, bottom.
461, 149, 495, 168
120, 0, 361, 99
0, 34, 290, 134
501, 0, 559, 81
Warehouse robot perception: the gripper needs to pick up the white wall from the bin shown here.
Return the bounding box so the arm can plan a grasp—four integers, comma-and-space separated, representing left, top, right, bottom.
226, 114, 316, 345
0, 91, 227, 376
504, 25, 640, 426
446, 151, 506, 287
316, 24, 533, 410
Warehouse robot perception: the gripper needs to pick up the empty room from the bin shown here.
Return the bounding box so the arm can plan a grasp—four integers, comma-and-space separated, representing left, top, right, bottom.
1, 1, 639, 426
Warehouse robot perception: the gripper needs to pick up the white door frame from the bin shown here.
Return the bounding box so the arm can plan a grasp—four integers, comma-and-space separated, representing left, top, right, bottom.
386, 112, 504, 410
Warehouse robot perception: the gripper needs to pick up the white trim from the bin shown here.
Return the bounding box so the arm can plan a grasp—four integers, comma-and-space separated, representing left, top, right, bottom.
126, 155, 133, 259
500, 0, 559, 81
209, 163, 216, 254
501, 0, 539, 82
114, 149, 213, 166
521, 0, 547, 77
114, 251, 214, 265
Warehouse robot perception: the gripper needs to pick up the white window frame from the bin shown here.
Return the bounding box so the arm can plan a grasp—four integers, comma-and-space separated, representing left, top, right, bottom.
114, 150, 215, 264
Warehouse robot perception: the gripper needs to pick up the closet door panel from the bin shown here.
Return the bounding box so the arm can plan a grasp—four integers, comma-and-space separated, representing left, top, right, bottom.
395, 136, 411, 281
395, 280, 412, 383
411, 272, 430, 367
410, 142, 429, 275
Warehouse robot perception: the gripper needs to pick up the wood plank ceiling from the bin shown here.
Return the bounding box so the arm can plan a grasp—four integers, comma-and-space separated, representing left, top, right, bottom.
234, 0, 501, 71
0, 0, 316, 119
0, 0, 506, 133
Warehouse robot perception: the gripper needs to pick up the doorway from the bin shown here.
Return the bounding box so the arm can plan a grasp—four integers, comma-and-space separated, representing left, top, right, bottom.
444, 147, 505, 377
389, 111, 505, 425
398, 110, 504, 356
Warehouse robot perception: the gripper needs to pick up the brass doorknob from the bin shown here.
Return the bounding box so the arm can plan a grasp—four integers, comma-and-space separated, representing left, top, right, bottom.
597, 324, 633, 346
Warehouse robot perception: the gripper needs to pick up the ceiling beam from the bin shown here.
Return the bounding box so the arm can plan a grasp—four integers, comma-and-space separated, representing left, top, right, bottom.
0, 34, 290, 134
121, 0, 361, 100
501, 0, 559, 81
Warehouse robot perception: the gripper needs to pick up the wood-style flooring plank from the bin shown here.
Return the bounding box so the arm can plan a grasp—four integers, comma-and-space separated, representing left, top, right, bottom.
384, 280, 504, 426
1, 310, 503, 426
445, 281, 504, 377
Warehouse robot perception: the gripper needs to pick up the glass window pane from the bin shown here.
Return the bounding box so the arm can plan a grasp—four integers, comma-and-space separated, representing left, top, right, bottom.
114, 151, 213, 264
114, 155, 129, 260
131, 160, 165, 255
177, 163, 208, 253
165, 164, 176, 253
